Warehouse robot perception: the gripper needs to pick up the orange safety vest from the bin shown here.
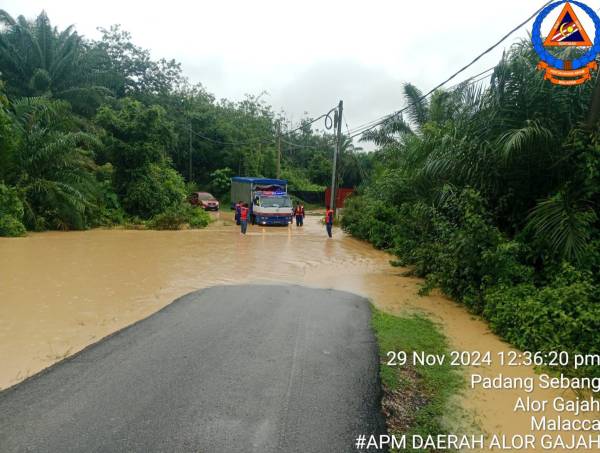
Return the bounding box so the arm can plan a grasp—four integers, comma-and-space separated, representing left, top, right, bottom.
240, 207, 249, 221
325, 209, 334, 224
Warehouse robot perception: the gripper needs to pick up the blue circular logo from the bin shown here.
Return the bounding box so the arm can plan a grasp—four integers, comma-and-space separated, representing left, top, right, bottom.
532, 0, 600, 70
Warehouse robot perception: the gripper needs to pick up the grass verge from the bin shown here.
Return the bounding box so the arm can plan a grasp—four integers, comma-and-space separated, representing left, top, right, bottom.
371, 308, 464, 452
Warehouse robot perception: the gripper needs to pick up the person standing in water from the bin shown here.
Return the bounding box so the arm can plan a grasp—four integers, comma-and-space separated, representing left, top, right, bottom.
240, 203, 249, 235
294, 204, 303, 227
298, 203, 305, 227
325, 206, 334, 238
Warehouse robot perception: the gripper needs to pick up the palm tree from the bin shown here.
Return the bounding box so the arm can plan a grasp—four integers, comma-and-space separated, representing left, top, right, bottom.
359, 39, 598, 261
527, 189, 596, 263
9, 97, 101, 230
360, 83, 430, 147
0, 10, 112, 114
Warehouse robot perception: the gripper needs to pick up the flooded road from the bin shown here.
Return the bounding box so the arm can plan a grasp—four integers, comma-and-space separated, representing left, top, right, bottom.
0, 213, 596, 450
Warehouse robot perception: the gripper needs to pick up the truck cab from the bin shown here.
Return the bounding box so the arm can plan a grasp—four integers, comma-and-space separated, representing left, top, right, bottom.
230, 177, 294, 226
252, 191, 293, 225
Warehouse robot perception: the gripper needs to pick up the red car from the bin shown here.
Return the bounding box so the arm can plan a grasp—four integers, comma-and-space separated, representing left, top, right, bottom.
190, 192, 220, 211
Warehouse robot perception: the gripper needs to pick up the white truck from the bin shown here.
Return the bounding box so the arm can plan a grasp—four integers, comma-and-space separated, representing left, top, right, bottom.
230, 177, 294, 225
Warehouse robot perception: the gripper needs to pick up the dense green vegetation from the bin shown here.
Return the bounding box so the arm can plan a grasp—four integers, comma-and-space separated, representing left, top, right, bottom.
3, 8, 596, 383
343, 41, 600, 378
371, 309, 463, 452
0, 10, 366, 234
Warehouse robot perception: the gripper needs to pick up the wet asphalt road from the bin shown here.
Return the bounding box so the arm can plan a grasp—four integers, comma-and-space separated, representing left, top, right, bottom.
0, 285, 386, 453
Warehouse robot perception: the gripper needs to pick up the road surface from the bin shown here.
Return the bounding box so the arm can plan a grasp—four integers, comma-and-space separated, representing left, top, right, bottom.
0, 285, 386, 452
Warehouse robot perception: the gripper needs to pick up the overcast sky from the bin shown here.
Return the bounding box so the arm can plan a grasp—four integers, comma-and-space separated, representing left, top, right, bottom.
1, 0, 592, 137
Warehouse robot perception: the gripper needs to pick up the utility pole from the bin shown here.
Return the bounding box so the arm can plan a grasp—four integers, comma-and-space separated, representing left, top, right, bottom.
277, 123, 282, 179
329, 100, 343, 213
188, 123, 193, 182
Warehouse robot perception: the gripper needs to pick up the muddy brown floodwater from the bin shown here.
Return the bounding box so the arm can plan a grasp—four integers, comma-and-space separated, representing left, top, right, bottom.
0, 213, 596, 450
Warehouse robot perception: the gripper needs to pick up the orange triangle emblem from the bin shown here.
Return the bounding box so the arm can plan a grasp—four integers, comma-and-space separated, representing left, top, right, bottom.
543, 2, 593, 47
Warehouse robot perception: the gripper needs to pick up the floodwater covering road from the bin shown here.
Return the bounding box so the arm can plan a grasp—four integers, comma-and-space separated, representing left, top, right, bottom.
0, 213, 597, 450
0, 285, 385, 453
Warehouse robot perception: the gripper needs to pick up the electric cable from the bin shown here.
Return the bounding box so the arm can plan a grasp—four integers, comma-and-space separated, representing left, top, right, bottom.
344, 66, 495, 138
190, 0, 551, 146
190, 128, 275, 146
189, 103, 339, 147
346, 0, 554, 139
280, 138, 328, 149
347, 65, 497, 139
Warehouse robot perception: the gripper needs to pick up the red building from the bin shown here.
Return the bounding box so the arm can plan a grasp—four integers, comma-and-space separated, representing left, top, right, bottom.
325, 188, 354, 208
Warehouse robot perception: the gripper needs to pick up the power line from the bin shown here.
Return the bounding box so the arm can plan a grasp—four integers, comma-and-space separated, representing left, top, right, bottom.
347, 0, 553, 140
344, 117, 352, 136
446, 66, 495, 91
189, 1, 550, 147
190, 128, 274, 146
280, 137, 329, 149
419, 0, 552, 100
469, 70, 495, 86
189, 104, 338, 147
281, 111, 332, 135
347, 68, 495, 140
344, 68, 495, 138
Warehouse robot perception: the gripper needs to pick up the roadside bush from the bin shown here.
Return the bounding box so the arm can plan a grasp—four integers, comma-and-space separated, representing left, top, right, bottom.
147, 206, 187, 230
342, 196, 399, 249
0, 214, 26, 237
85, 164, 126, 227
340, 195, 371, 240
147, 204, 211, 230
345, 188, 531, 311
0, 183, 24, 219
423, 189, 531, 311
390, 201, 442, 277
483, 264, 600, 376
344, 184, 600, 380
0, 183, 26, 237
123, 164, 187, 219
187, 205, 211, 228
96, 184, 125, 226
209, 168, 233, 197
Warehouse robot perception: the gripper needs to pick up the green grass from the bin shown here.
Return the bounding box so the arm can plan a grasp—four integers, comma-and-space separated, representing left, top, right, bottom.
371, 308, 464, 452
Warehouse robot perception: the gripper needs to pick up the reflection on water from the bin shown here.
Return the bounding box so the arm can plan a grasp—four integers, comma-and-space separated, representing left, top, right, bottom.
0, 212, 595, 448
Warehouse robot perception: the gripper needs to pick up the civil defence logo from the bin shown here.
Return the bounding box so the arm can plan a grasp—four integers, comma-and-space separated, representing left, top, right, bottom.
532, 0, 600, 85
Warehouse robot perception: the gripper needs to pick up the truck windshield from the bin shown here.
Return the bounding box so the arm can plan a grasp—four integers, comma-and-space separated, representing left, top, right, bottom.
260, 197, 291, 208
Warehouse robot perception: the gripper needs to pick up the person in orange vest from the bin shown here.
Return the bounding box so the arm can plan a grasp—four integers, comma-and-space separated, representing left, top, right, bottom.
240, 203, 249, 235
325, 205, 334, 238
294, 203, 303, 227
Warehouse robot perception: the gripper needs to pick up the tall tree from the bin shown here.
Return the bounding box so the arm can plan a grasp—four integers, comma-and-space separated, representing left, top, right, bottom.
0, 10, 113, 115
95, 98, 186, 218
8, 97, 101, 230
94, 25, 185, 100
